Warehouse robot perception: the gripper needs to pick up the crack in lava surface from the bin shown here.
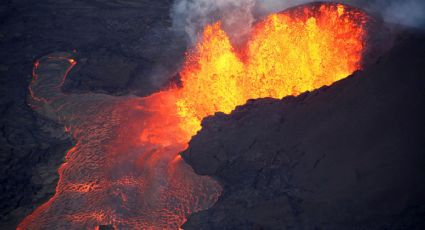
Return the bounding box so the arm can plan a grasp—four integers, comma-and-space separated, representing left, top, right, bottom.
19, 3, 368, 229
22, 54, 221, 229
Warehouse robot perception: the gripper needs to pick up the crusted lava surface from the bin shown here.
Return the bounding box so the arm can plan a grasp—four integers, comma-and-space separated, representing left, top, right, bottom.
1, 0, 424, 229
0, 0, 183, 228
182, 30, 425, 229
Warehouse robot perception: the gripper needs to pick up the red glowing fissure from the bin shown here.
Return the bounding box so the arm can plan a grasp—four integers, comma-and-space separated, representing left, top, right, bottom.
19, 3, 368, 229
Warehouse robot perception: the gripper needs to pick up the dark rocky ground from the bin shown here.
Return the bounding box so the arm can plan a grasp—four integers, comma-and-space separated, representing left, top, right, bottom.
182, 31, 425, 229
0, 0, 184, 229
1, 0, 424, 229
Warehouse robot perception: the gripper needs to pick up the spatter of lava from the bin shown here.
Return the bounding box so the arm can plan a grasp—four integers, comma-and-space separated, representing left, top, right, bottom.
19, 3, 368, 229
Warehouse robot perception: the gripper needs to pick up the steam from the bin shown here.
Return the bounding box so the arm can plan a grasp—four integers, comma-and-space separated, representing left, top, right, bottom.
367, 0, 425, 28
172, 0, 256, 44
171, 0, 425, 45
256, 0, 425, 29
254, 0, 322, 16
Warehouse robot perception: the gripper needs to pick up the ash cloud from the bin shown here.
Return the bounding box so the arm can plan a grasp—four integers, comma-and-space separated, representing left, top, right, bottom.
171, 0, 425, 45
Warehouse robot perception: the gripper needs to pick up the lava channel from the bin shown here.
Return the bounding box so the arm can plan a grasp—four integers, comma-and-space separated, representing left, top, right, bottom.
19, 3, 368, 229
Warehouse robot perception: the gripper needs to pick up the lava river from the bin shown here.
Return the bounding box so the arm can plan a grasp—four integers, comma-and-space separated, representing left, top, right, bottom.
19, 3, 368, 229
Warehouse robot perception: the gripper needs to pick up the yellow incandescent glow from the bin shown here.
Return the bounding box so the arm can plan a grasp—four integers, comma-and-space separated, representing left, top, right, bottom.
174, 3, 367, 138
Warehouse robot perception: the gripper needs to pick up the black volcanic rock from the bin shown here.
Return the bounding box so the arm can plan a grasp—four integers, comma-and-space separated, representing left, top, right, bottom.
62, 52, 139, 95
0, 105, 72, 229
1, 0, 185, 97
0, 0, 423, 229
182, 31, 425, 229
0, 0, 179, 228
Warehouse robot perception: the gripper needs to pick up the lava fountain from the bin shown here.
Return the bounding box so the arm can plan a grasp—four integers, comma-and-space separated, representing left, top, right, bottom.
19, 3, 368, 229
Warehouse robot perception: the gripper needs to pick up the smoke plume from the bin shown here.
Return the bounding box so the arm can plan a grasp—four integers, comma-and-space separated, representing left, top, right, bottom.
366, 0, 425, 28
171, 0, 256, 44
171, 0, 425, 44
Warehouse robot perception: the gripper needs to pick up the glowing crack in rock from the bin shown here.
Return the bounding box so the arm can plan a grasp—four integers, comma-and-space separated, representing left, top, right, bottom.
19, 3, 368, 229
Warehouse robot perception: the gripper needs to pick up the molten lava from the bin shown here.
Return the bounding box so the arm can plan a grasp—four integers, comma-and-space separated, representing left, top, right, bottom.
153, 3, 367, 141
20, 3, 368, 229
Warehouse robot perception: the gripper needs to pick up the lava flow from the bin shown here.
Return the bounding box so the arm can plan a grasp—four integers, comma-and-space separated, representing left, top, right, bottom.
19, 3, 368, 229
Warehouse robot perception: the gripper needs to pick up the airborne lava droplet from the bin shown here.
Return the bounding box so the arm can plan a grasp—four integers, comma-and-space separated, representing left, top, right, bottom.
19, 3, 368, 229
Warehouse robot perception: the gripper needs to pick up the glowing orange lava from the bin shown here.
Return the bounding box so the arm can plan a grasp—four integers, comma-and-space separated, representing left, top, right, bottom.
19, 3, 368, 229
148, 3, 367, 141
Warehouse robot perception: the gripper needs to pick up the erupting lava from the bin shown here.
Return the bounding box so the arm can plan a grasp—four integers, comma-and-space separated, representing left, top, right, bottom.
175, 3, 367, 137
20, 3, 368, 229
